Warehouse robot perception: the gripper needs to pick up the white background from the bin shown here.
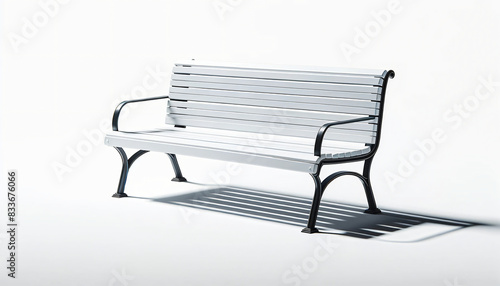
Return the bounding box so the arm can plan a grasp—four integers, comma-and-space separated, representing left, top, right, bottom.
1, 0, 499, 285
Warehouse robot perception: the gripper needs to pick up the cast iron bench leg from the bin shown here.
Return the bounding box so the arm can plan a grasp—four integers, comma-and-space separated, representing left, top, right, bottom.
362, 157, 382, 214
302, 158, 382, 233
302, 174, 322, 234
112, 147, 131, 198
167, 153, 187, 182
112, 149, 187, 198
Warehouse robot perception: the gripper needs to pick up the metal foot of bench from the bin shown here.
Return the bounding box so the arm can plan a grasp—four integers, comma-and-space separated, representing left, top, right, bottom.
167, 153, 187, 182
112, 192, 128, 198
304, 158, 382, 233
111, 148, 187, 197
301, 227, 319, 234
364, 208, 381, 214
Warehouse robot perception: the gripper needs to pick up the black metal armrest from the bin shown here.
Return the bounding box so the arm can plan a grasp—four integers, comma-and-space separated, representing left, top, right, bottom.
314, 116, 375, 156
112, 96, 169, 131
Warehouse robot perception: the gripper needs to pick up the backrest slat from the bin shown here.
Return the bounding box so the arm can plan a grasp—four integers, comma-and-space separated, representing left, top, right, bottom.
175, 60, 385, 78
170, 87, 379, 109
168, 106, 377, 132
165, 116, 376, 144
171, 78, 381, 99
171, 70, 383, 93
169, 93, 378, 116
168, 100, 380, 124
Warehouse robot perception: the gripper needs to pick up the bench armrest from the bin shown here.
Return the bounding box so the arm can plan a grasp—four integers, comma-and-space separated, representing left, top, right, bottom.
112, 96, 169, 131
314, 116, 375, 156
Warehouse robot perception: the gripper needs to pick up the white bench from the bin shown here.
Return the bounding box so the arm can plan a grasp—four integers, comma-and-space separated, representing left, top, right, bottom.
105, 60, 395, 233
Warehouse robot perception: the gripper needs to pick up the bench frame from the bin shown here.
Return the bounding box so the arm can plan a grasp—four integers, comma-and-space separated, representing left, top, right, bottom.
108, 68, 395, 234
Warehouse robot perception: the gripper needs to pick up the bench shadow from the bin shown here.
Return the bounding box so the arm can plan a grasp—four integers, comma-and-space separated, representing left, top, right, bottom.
149, 187, 486, 242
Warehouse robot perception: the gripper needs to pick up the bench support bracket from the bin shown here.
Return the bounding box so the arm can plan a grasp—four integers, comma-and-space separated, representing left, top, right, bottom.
302, 157, 381, 233
112, 147, 186, 198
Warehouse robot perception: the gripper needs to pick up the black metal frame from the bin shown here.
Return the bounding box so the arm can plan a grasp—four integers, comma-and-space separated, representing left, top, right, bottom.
110, 96, 186, 198
301, 70, 395, 233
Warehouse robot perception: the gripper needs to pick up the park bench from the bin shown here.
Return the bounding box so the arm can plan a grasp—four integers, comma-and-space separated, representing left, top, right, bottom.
105, 60, 395, 233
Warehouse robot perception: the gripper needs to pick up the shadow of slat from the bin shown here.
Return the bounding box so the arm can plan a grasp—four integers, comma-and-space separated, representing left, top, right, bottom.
151, 187, 484, 242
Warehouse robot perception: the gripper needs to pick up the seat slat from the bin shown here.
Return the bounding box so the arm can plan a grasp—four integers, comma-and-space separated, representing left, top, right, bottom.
171, 127, 367, 152
171, 79, 381, 96
136, 128, 360, 156
106, 132, 318, 173
165, 116, 376, 144
135, 131, 320, 161
169, 86, 379, 109
169, 93, 379, 116
168, 107, 377, 132
175, 60, 386, 78
168, 100, 380, 124
172, 68, 383, 87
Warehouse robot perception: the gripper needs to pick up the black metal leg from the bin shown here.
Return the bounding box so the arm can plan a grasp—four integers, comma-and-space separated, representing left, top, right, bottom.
302, 174, 322, 234
111, 150, 186, 197
112, 149, 149, 198
320, 168, 382, 216
167, 153, 187, 182
129, 150, 149, 167
112, 147, 129, 198
301, 160, 382, 233
362, 158, 381, 214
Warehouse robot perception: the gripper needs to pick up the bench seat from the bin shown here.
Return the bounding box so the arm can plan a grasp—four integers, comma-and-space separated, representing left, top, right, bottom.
106, 127, 372, 173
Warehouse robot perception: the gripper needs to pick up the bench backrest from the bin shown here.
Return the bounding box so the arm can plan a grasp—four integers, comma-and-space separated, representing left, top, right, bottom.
167, 60, 393, 147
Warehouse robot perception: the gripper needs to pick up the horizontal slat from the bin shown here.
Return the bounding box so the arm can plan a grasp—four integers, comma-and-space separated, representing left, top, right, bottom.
178, 126, 369, 151
172, 84, 380, 100
168, 100, 379, 124
175, 60, 386, 78
170, 86, 379, 108
172, 66, 383, 86
169, 93, 378, 116
106, 133, 318, 173
168, 107, 377, 133
136, 131, 319, 161
138, 128, 361, 156
168, 114, 374, 138
165, 116, 376, 144
171, 78, 381, 96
